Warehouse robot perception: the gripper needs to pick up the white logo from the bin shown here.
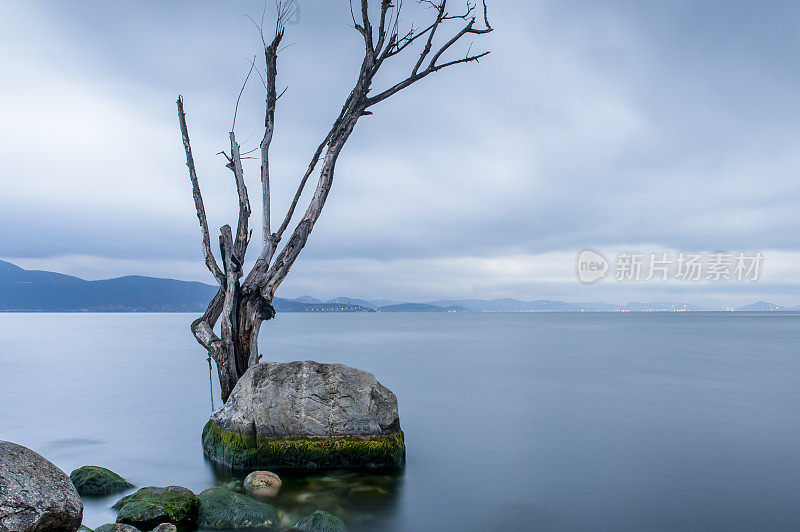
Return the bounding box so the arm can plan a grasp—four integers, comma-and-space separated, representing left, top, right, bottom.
577, 250, 608, 283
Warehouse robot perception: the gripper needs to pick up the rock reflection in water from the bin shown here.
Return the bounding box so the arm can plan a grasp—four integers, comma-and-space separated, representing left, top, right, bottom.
210, 466, 402, 530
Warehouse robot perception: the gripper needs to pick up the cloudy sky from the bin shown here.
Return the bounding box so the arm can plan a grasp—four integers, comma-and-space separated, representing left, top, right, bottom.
2, 0, 799, 307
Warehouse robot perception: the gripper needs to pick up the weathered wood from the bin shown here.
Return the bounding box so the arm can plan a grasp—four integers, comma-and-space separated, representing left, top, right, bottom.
229, 132, 250, 264
180, 0, 492, 402
177, 96, 224, 284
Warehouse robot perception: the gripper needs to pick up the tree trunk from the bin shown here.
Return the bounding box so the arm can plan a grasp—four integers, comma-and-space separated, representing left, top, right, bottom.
198, 291, 276, 403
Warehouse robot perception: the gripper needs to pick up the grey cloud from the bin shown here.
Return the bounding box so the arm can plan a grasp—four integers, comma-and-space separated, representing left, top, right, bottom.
1, 0, 800, 302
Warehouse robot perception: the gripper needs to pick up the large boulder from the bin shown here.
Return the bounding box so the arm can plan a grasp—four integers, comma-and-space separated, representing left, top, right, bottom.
202, 361, 405, 471
70, 466, 134, 496
0, 440, 83, 532
113, 486, 197, 530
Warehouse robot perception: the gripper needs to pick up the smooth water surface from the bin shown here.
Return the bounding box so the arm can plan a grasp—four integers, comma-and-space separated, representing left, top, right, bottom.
1, 312, 799, 531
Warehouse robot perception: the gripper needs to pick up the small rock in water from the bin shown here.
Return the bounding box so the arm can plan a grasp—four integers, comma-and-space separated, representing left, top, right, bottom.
78, 526, 94, 532
71, 465, 134, 496
293, 510, 348, 532
244, 470, 282, 498
0, 440, 83, 532
113, 486, 198, 530
221, 478, 245, 493
95, 524, 141, 532
151, 524, 177, 532
197, 486, 277, 529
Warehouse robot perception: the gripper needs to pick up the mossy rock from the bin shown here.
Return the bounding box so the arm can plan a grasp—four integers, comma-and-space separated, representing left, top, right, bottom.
113, 486, 198, 530
202, 420, 405, 472
197, 486, 277, 529
78, 526, 95, 532
95, 524, 141, 532
71, 465, 134, 496
220, 478, 245, 493
293, 510, 348, 532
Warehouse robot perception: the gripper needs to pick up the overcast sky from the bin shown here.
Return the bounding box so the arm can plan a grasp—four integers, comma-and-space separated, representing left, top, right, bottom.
2, 0, 799, 307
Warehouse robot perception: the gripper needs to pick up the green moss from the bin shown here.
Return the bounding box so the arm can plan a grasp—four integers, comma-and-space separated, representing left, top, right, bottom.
95, 525, 141, 532
197, 486, 277, 529
70, 465, 133, 496
294, 510, 348, 532
202, 420, 405, 472
113, 486, 198, 530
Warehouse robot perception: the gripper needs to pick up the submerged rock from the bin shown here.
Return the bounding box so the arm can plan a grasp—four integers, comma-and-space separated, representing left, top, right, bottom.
243, 471, 282, 498
0, 440, 83, 532
113, 486, 197, 530
197, 486, 277, 529
95, 524, 141, 532
221, 479, 246, 493
203, 361, 405, 471
151, 524, 177, 532
293, 510, 348, 532
71, 465, 134, 496
79, 526, 94, 532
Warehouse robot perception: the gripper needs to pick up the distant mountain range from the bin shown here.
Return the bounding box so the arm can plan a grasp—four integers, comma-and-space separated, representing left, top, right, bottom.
734, 301, 791, 312
0, 260, 797, 313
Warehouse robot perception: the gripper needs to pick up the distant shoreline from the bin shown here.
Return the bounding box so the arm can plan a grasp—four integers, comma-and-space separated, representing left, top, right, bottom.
2, 309, 798, 314
2, 260, 797, 313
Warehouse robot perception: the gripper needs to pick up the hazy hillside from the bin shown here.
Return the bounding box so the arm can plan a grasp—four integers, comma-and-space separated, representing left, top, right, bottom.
736, 301, 785, 312
327, 297, 377, 308
0, 260, 368, 313
0, 260, 218, 312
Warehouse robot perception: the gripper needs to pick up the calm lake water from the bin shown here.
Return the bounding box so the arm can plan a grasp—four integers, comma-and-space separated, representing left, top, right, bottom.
1, 312, 799, 531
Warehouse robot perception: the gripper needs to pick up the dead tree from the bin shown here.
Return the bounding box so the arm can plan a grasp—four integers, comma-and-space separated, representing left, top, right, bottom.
178, 0, 492, 402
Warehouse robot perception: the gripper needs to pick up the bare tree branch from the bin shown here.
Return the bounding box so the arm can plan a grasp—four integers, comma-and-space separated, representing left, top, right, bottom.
242, 125, 333, 294
190, 287, 224, 356
228, 131, 250, 263
177, 96, 225, 284
232, 57, 257, 132
360, 0, 375, 52
364, 0, 492, 107
241, 5, 288, 292
260, 21, 284, 252
411, 0, 446, 73
375, 0, 395, 54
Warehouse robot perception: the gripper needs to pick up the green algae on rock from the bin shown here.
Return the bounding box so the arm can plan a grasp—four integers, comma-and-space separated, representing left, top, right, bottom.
70, 466, 134, 496
293, 510, 348, 532
197, 486, 277, 529
203, 420, 405, 471
113, 486, 197, 530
